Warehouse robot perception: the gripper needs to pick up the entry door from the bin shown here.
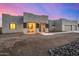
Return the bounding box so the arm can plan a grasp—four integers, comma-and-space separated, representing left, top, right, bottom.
27, 23, 36, 33
39, 23, 46, 32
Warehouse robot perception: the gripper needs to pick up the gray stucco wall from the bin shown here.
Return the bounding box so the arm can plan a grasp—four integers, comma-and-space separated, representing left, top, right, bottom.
48, 20, 62, 31
48, 20, 55, 27
54, 20, 62, 31
2, 14, 23, 33
23, 13, 48, 23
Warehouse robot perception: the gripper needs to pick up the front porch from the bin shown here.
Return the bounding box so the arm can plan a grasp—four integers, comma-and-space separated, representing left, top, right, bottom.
23, 22, 48, 34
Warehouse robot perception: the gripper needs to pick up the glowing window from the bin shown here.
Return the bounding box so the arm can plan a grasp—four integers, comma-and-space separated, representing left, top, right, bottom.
10, 23, 16, 30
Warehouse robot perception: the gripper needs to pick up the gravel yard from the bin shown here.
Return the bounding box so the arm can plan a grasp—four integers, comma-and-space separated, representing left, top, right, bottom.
0, 33, 79, 56
48, 39, 79, 56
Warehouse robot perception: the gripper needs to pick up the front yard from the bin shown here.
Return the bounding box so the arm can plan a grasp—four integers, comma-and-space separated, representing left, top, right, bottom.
0, 33, 79, 56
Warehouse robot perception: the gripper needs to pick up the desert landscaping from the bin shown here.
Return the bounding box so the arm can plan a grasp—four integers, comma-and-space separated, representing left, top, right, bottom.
0, 32, 79, 56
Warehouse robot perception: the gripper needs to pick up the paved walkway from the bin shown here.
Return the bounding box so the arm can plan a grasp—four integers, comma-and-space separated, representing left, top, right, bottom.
40, 31, 79, 35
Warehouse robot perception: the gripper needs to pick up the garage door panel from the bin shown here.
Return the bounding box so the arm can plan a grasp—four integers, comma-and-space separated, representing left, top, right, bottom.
72, 25, 77, 31
64, 25, 77, 31
64, 25, 71, 31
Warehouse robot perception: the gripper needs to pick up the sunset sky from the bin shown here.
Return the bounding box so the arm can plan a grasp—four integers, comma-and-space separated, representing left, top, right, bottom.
0, 3, 79, 27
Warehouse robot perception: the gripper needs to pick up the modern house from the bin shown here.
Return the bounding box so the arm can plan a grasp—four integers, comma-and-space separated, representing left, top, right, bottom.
2, 13, 49, 34
2, 13, 79, 34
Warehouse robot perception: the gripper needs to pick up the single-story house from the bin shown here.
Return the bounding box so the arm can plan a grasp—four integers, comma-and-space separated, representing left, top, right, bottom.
2, 13, 49, 34
2, 13, 79, 34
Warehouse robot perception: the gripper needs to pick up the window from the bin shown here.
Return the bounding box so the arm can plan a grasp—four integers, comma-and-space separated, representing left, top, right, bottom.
46, 24, 49, 28
36, 23, 39, 28
78, 24, 79, 27
10, 23, 16, 30
23, 23, 27, 28
27, 23, 36, 33
52, 25, 55, 26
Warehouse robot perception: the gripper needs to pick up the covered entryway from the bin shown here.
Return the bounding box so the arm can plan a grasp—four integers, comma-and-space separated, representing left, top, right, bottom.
27, 23, 36, 34
39, 23, 46, 32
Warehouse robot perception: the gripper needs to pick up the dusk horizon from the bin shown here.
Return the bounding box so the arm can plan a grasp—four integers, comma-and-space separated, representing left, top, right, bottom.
0, 3, 79, 27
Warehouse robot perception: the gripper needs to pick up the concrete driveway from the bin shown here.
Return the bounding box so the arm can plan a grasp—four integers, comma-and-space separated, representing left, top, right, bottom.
40, 31, 79, 35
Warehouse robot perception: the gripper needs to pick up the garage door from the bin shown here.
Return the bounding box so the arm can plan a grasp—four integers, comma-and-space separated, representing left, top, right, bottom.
64, 25, 77, 31
64, 25, 71, 31
72, 25, 77, 31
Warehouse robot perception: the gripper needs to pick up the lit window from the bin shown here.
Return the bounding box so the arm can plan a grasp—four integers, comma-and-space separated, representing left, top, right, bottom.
10, 23, 16, 30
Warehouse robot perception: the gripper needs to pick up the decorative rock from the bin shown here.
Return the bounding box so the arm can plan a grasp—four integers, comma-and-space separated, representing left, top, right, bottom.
48, 39, 79, 56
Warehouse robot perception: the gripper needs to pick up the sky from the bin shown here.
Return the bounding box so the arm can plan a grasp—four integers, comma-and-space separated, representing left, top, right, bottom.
0, 3, 79, 27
